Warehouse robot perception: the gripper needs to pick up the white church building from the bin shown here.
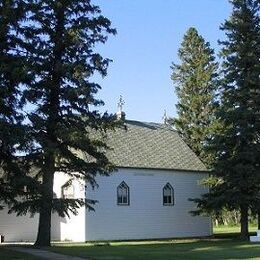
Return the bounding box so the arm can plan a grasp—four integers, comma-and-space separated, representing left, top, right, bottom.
0, 114, 212, 242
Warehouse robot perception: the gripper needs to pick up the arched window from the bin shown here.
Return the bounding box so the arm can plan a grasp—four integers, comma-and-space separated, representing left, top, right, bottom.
117, 181, 129, 205
61, 184, 74, 199
163, 183, 174, 206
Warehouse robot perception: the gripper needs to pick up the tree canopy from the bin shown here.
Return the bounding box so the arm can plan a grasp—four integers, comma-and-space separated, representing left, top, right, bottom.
191, 0, 260, 239
171, 27, 219, 166
0, 0, 32, 209
0, 0, 117, 246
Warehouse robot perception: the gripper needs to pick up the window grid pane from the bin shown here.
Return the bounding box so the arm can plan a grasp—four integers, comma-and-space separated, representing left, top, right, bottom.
117, 182, 129, 205
163, 183, 174, 206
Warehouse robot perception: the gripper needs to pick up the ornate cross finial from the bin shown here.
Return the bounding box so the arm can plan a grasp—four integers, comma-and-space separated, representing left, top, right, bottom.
162, 109, 168, 124
117, 95, 125, 113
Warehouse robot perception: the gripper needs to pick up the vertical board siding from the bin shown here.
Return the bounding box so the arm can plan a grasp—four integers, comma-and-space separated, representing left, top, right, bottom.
85, 168, 211, 241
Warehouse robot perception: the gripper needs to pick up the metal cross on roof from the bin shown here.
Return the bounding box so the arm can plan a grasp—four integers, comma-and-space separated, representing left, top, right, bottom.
162, 110, 168, 124
117, 95, 125, 112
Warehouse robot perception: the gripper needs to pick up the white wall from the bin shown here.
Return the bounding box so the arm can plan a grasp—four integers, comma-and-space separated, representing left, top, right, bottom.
53, 172, 86, 242
58, 206, 85, 242
0, 208, 39, 242
85, 168, 212, 241
0, 206, 65, 242
0, 169, 211, 242
0, 172, 86, 242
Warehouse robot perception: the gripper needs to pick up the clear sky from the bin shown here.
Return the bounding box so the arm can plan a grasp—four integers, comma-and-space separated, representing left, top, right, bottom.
93, 0, 232, 123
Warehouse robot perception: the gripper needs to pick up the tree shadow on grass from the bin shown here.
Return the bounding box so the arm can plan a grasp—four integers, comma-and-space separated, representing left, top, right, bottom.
51, 238, 260, 260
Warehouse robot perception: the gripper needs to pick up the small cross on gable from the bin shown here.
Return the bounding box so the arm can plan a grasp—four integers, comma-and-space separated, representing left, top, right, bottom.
117, 95, 125, 113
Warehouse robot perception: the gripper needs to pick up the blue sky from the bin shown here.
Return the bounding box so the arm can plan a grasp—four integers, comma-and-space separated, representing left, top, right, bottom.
93, 0, 232, 123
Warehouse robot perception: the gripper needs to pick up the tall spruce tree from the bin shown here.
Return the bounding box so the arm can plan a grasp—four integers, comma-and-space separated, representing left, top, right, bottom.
0, 0, 32, 209
171, 27, 219, 165
10, 0, 117, 246
192, 0, 260, 239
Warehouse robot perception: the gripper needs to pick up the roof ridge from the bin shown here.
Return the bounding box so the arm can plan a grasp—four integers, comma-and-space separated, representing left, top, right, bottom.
125, 119, 177, 132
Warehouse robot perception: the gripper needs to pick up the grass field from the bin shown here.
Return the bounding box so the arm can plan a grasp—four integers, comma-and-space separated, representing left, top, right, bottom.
50, 226, 259, 259
214, 225, 257, 234
1, 226, 259, 260
50, 239, 260, 260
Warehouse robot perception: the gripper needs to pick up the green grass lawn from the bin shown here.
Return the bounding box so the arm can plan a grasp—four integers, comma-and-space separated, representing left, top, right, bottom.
2, 226, 259, 260
50, 237, 260, 260
214, 225, 257, 234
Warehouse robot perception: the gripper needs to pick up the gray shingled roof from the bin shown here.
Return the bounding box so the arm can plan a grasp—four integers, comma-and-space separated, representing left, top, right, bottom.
104, 120, 207, 172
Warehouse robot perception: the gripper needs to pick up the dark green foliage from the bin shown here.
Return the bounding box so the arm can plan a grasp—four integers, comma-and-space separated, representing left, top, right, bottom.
1, 0, 117, 247
171, 27, 219, 166
191, 0, 260, 240
22, 0, 117, 246
0, 0, 32, 209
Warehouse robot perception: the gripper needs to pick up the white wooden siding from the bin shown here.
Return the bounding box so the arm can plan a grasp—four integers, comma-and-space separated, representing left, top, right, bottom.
0, 208, 39, 242
52, 172, 86, 242
0, 168, 211, 242
0, 172, 86, 242
0, 208, 67, 242
85, 168, 211, 241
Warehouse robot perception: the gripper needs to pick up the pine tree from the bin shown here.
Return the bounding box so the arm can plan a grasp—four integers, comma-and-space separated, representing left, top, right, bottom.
9, 0, 117, 246
171, 27, 219, 166
192, 0, 260, 240
0, 0, 32, 209
217, 0, 259, 239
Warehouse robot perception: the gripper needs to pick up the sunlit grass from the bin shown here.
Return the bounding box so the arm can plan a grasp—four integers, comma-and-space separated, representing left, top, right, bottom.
3, 226, 259, 260
50, 232, 260, 260
214, 225, 257, 234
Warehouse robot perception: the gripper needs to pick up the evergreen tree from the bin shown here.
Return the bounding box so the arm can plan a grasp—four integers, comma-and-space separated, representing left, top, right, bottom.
171, 27, 219, 166
10, 0, 117, 246
192, 0, 260, 240
0, 0, 31, 209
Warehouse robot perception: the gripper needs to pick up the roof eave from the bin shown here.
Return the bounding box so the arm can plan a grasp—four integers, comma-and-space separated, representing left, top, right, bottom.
115, 165, 210, 174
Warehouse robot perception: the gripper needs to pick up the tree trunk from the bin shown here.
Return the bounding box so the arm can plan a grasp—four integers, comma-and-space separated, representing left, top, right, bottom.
258, 209, 260, 230
240, 204, 249, 240
34, 155, 55, 247
34, 197, 52, 247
